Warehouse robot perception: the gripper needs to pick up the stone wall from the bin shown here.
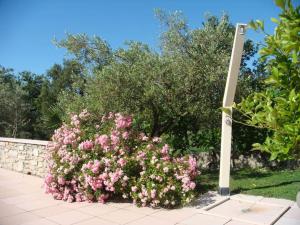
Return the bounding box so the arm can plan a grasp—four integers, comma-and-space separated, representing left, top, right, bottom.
0, 137, 49, 177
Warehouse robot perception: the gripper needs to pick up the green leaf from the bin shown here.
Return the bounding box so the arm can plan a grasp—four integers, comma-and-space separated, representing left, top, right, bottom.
256, 20, 265, 30
275, 0, 286, 9
248, 20, 258, 30
271, 17, 279, 24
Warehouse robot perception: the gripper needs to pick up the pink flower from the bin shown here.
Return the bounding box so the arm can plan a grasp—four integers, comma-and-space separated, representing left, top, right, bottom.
79, 140, 93, 150
58, 176, 66, 185
189, 182, 196, 190
131, 186, 138, 192
98, 194, 109, 203
152, 137, 161, 143
71, 114, 80, 127
122, 131, 129, 140
95, 135, 109, 150
139, 133, 149, 141
110, 131, 120, 146
115, 114, 132, 129
79, 109, 90, 120
161, 144, 169, 154
150, 189, 156, 198
45, 173, 53, 184
117, 158, 126, 167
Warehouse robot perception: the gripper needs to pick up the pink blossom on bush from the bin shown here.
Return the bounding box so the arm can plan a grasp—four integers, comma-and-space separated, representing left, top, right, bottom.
45, 110, 199, 208
79, 140, 94, 150
115, 113, 132, 129
122, 131, 129, 140
58, 176, 66, 185
161, 144, 169, 154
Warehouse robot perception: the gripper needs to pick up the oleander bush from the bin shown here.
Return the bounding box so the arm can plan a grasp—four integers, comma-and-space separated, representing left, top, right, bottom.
44, 110, 198, 208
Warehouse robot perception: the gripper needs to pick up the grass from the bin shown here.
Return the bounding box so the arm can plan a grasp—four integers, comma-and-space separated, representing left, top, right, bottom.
198, 167, 300, 201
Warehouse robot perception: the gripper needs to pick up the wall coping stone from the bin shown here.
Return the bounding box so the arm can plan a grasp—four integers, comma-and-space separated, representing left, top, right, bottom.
0, 137, 49, 146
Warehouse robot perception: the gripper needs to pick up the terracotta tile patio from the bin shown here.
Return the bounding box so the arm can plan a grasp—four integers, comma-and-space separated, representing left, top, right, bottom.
0, 168, 299, 225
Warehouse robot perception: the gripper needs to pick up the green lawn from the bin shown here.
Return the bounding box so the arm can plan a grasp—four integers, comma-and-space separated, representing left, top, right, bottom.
198, 168, 300, 201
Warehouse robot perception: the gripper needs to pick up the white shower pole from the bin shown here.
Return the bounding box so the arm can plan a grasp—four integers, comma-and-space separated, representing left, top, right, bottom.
219, 23, 247, 196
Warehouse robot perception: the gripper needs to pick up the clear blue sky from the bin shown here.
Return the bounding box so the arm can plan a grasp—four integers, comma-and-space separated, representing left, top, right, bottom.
0, 0, 283, 74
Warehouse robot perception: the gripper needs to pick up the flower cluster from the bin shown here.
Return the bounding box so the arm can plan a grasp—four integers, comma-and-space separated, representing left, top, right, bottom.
45, 110, 199, 208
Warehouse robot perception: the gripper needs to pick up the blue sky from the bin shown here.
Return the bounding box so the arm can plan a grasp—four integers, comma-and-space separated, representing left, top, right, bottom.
0, 0, 283, 74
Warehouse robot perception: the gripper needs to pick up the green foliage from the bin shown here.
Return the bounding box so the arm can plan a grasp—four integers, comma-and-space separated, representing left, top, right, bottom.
0, 67, 30, 137
55, 13, 262, 155
236, 0, 300, 160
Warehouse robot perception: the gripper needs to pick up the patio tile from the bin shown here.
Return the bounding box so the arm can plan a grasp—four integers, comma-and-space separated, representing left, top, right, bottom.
31, 204, 72, 217
58, 201, 91, 209
207, 199, 253, 218
151, 207, 199, 223
0, 202, 26, 218
126, 216, 175, 225
230, 194, 264, 203
73, 217, 118, 225
290, 203, 299, 209
76, 203, 119, 216
97, 208, 146, 224
178, 213, 230, 225
1, 193, 42, 205
282, 208, 300, 220
16, 199, 61, 211
46, 210, 94, 225
259, 197, 295, 207
233, 202, 288, 225
125, 205, 162, 215
0, 190, 22, 199
0, 212, 42, 225
21, 218, 58, 225
274, 217, 300, 225
225, 220, 255, 225
105, 201, 133, 209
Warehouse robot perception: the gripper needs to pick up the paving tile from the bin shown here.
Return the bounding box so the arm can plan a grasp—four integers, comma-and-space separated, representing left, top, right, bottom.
21, 218, 58, 225
282, 208, 300, 220
76, 203, 119, 216
0, 202, 26, 218
290, 203, 299, 209
1, 193, 42, 205
97, 208, 146, 224
16, 199, 61, 211
151, 207, 199, 223
0, 212, 42, 225
225, 220, 255, 225
73, 217, 118, 225
0, 190, 23, 199
259, 197, 295, 207
46, 210, 94, 225
274, 217, 300, 225
31, 204, 72, 217
207, 199, 253, 218
125, 205, 162, 215
58, 201, 91, 209
233, 202, 288, 225
126, 216, 175, 225
105, 201, 133, 209
230, 194, 264, 203
178, 213, 230, 225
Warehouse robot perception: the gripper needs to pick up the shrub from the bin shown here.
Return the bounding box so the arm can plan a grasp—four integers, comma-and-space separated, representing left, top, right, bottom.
44, 110, 198, 208
235, 0, 300, 160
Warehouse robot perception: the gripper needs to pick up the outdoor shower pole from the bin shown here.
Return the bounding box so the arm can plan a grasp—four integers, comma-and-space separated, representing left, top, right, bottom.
219, 23, 246, 196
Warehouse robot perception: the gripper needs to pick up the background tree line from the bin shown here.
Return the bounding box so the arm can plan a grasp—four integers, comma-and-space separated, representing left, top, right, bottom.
0, 12, 268, 159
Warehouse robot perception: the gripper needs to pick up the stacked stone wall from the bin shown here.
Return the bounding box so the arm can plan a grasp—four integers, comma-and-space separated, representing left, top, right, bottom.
0, 138, 48, 177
